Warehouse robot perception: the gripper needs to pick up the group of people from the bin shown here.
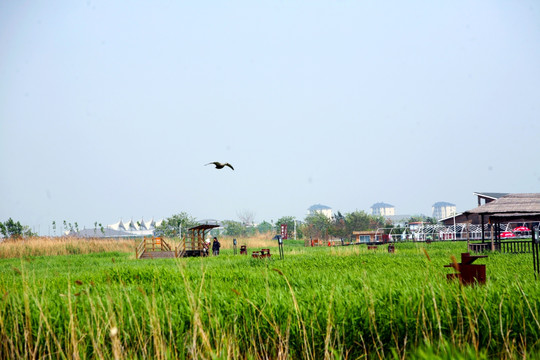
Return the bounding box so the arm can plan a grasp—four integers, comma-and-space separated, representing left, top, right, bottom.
203, 237, 221, 256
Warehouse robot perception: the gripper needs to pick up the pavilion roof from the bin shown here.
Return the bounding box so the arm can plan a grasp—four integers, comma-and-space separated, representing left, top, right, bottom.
464, 193, 540, 216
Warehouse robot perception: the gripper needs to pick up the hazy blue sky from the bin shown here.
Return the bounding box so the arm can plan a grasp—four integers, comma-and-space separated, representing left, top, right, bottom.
1, 1, 539, 234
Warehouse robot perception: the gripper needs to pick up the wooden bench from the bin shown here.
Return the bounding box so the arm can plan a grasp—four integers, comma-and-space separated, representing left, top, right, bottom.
252, 248, 271, 259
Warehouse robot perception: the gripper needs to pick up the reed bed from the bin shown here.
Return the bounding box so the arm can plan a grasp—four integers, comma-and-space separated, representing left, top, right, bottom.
0, 241, 538, 359
0, 237, 138, 259
210, 235, 278, 250
0, 235, 278, 259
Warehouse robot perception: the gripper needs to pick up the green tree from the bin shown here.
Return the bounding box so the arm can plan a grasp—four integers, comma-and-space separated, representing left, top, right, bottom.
276, 216, 302, 239
407, 215, 426, 223
157, 212, 199, 237
257, 221, 273, 234
222, 220, 246, 237
304, 212, 332, 240
344, 211, 372, 233
0, 218, 37, 238
344, 210, 386, 234
331, 211, 348, 239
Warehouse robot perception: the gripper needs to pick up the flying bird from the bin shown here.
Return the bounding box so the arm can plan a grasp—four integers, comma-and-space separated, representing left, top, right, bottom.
205, 162, 234, 170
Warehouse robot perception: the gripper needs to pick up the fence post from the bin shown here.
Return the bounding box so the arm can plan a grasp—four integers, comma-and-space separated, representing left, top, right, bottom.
533, 229, 539, 280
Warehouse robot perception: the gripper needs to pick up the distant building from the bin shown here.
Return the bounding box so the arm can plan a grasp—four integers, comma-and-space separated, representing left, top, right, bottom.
440, 192, 515, 226
371, 202, 395, 216
69, 218, 164, 238
108, 218, 164, 236
308, 204, 332, 219
432, 202, 456, 219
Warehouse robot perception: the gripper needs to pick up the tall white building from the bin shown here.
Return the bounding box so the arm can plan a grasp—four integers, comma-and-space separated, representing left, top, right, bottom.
432, 202, 456, 219
307, 204, 333, 219
371, 202, 395, 216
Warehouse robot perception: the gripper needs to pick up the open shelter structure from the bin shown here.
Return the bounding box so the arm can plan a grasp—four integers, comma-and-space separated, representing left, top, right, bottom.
462, 193, 540, 277
136, 221, 220, 259
178, 222, 220, 257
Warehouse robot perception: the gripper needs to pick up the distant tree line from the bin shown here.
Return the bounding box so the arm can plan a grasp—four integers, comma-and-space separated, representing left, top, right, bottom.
155, 212, 200, 237
156, 210, 428, 240
0, 218, 37, 239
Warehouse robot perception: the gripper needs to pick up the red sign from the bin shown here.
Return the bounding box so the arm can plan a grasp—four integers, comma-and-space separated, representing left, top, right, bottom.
280, 224, 288, 240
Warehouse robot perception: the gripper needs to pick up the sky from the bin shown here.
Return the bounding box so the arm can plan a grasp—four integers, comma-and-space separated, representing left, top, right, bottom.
1, 1, 539, 234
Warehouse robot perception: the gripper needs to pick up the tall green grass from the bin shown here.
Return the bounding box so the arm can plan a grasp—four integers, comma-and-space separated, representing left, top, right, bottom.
0, 242, 538, 359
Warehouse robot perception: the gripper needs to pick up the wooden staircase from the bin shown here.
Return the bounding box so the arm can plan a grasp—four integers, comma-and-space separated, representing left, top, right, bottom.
136, 223, 219, 259
136, 236, 176, 259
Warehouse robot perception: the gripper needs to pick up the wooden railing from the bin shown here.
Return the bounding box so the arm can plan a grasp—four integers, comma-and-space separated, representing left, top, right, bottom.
160, 238, 171, 251
499, 240, 532, 254
136, 238, 146, 259
175, 235, 186, 257
468, 243, 494, 253
469, 241, 532, 254
136, 236, 174, 259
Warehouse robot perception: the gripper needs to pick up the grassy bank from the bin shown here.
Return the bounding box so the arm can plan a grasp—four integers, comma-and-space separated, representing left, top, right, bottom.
0, 240, 538, 359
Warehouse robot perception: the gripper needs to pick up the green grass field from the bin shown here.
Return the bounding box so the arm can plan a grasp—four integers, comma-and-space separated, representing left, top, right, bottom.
1, 240, 539, 359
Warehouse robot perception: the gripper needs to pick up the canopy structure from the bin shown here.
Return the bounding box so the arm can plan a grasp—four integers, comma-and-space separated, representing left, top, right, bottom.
463, 193, 540, 218
178, 221, 221, 257
462, 194, 540, 277
68, 217, 164, 237
462, 194, 540, 242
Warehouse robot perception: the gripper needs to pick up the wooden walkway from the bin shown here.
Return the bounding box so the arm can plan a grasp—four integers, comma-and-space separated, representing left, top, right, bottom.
136, 237, 177, 259
135, 234, 207, 259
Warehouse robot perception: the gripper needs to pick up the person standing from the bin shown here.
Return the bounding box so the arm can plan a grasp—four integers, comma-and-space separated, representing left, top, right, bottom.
212, 237, 221, 256
203, 238, 210, 256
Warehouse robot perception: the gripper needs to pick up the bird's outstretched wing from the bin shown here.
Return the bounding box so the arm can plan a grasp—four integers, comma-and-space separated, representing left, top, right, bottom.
205, 161, 234, 170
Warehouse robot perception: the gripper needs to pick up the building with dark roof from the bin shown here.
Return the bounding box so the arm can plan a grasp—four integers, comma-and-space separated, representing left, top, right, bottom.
432, 201, 456, 219
371, 202, 395, 216
307, 204, 332, 219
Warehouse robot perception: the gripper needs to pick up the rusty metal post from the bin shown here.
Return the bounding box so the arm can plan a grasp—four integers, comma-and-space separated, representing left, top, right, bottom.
445, 253, 487, 285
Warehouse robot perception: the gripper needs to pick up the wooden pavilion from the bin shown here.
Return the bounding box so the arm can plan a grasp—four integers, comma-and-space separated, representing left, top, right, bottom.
135, 221, 221, 259
462, 193, 540, 276
177, 223, 220, 257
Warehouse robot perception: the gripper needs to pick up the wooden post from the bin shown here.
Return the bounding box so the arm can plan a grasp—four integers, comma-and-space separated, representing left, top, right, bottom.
481, 215, 485, 243
490, 219, 494, 252
533, 227, 539, 280
466, 222, 470, 250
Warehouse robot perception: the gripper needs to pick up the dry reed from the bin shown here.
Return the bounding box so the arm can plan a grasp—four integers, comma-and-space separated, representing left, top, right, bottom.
0, 235, 279, 259
0, 237, 137, 259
